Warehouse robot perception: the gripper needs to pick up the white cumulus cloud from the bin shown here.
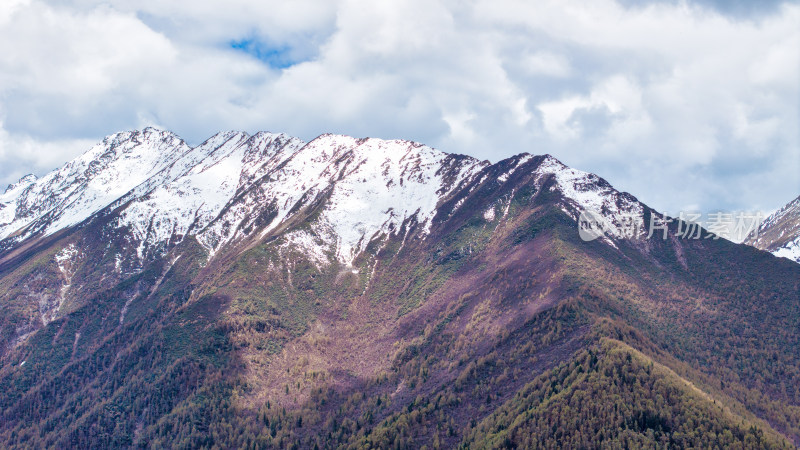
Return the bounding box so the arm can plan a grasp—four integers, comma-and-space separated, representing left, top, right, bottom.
0, 0, 797, 218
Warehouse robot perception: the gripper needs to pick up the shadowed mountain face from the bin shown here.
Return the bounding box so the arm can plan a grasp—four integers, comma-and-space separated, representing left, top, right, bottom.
0, 129, 798, 448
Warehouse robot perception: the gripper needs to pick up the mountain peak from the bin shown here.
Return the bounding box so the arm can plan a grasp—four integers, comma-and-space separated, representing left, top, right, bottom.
3, 174, 37, 195
0, 128, 193, 243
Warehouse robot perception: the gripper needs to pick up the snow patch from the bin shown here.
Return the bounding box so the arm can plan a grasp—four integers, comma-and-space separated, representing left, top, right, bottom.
773, 238, 800, 263
44, 244, 80, 325
114, 253, 123, 273
281, 230, 332, 269
483, 206, 496, 222
55, 243, 78, 268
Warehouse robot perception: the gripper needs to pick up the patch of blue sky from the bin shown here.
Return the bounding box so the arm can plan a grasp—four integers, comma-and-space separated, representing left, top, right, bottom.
230, 38, 300, 69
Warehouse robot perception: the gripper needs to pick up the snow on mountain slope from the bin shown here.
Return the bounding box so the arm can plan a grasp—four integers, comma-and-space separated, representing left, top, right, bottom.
534, 155, 646, 241
238, 132, 306, 189
0, 174, 38, 226
1, 127, 660, 269
0, 128, 190, 242
199, 135, 486, 265
117, 131, 305, 259
745, 195, 800, 264
117, 131, 250, 258
773, 241, 800, 263
284, 136, 485, 265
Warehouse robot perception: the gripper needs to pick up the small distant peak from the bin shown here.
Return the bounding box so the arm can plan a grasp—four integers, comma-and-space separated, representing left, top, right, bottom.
221, 130, 250, 137
141, 126, 183, 135
540, 153, 560, 163
194, 130, 251, 150
4, 174, 37, 194
251, 130, 279, 139
307, 133, 423, 148
312, 132, 350, 140
306, 133, 360, 147
781, 194, 800, 211
140, 127, 179, 142
209, 130, 251, 141
536, 153, 569, 170
507, 152, 533, 164
19, 173, 37, 183
246, 131, 305, 151
244, 131, 278, 148
100, 127, 166, 146
101, 130, 127, 144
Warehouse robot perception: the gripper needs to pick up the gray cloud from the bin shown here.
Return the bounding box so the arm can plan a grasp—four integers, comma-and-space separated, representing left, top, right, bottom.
0, 0, 797, 217
618, 0, 795, 20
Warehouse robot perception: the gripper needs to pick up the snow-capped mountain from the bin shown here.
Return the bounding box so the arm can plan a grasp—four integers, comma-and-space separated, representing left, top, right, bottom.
0, 126, 651, 363
115, 130, 304, 260
2, 128, 799, 448
745, 195, 800, 264
0, 128, 645, 267
0, 128, 190, 244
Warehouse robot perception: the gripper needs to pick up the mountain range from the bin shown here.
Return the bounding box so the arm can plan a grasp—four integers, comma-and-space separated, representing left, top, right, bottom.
0, 127, 798, 448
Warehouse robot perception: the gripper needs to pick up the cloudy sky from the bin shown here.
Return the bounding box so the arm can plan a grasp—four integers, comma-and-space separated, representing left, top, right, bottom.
0, 0, 798, 217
